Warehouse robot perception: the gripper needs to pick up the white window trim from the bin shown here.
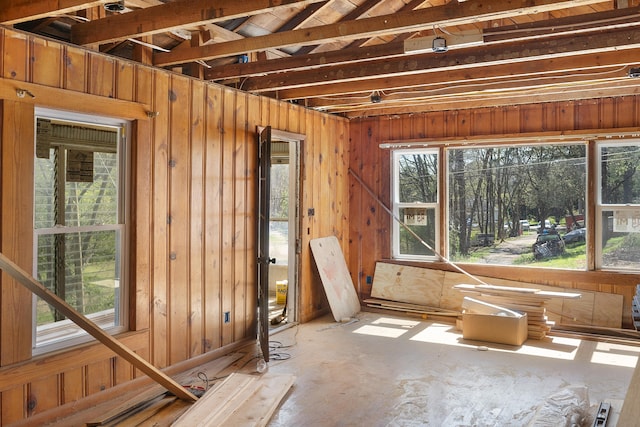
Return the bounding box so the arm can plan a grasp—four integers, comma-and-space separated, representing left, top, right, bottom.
391, 148, 440, 260
32, 108, 130, 353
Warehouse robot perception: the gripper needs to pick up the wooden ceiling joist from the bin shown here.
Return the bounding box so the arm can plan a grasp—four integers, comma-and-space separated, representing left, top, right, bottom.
280, 49, 640, 101
70, 0, 326, 46
0, 0, 107, 24
153, 0, 606, 66
240, 26, 640, 92
205, 5, 640, 81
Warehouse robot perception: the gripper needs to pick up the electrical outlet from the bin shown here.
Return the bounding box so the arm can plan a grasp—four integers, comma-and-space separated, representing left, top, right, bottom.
224, 311, 231, 324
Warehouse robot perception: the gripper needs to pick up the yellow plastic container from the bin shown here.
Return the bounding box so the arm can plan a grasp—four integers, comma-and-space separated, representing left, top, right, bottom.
276, 280, 288, 305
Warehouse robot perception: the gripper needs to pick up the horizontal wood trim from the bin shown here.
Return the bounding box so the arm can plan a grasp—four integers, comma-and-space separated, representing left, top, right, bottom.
0, 330, 148, 392
379, 127, 640, 148
0, 77, 151, 120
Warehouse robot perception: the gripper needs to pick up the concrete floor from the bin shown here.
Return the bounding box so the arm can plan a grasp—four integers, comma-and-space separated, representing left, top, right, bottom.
265, 311, 639, 427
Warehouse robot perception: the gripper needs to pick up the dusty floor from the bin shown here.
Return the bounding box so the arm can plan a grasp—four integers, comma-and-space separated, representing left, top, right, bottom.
264, 310, 639, 427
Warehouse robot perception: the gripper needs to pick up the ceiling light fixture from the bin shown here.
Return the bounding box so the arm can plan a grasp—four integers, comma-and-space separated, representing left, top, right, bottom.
432, 37, 448, 53
371, 92, 382, 103
629, 68, 640, 78
104, 1, 125, 12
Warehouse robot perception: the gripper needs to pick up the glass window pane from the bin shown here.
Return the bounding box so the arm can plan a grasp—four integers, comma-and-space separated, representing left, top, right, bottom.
600, 145, 640, 204
398, 207, 436, 256
34, 148, 57, 229
36, 230, 121, 327
398, 152, 438, 203
600, 210, 640, 270
448, 144, 586, 269
65, 152, 119, 227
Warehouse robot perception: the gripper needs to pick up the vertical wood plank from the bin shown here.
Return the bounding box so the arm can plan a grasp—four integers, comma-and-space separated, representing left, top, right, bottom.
1, 386, 25, 424
87, 54, 115, 98
113, 356, 133, 386
1, 100, 34, 366
31, 38, 62, 87
2, 30, 27, 80
245, 94, 260, 333
189, 79, 205, 357
61, 368, 84, 404
84, 360, 112, 395
151, 69, 170, 368
135, 65, 153, 105
168, 74, 191, 365
62, 45, 87, 93
28, 375, 59, 417
204, 84, 224, 352
348, 119, 364, 297
234, 92, 248, 340
299, 108, 315, 322
116, 60, 135, 102
131, 119, 151, 331
221, 89, 236, 346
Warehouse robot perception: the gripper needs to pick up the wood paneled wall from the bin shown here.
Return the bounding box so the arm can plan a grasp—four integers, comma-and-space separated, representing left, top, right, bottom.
0, 28, 348, 425
348, 100, 640, 328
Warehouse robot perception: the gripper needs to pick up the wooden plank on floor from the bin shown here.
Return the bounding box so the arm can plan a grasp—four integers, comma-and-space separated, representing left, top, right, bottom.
85, 353, 244, 426
173, 372, 295, 426
310, 236, 361, 322
363, 298, 459, 316
371, 262, 444, 306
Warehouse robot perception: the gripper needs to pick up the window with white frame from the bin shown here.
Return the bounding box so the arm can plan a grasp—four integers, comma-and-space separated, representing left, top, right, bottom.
447, 144, 587, 268
597, 141, 640, 271
391, 143, 597, 269
392, 149, 439, 259
33, 110, 128, 351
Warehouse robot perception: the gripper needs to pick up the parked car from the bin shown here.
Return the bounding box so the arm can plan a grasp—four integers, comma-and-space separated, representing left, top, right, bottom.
563, 228, 586, 244
532, 233, 565, 259
519, 220, 530, 231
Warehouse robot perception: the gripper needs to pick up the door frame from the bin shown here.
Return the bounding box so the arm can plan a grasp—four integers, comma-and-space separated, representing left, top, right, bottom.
257, 127, 305, 336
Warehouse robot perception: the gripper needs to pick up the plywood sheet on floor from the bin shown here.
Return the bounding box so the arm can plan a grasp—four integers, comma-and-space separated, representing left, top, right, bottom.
310, 236, 360, 321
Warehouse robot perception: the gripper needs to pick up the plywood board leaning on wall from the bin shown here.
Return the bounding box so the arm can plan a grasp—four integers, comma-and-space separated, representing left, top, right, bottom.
310, 236, 361, 322
371, 262, 444, 306
371, 262, 623, 329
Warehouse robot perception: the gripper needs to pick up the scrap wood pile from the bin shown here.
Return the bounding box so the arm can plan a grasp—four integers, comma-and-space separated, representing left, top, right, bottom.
454, 283, 581, 340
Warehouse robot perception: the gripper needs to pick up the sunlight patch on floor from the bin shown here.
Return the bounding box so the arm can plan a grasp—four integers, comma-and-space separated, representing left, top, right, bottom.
353, 316, 640, 367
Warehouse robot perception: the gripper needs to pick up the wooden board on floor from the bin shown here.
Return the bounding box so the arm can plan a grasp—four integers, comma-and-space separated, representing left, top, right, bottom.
173, 372, 295, 426
371, 262, 444, 306
310, 236, 360, 321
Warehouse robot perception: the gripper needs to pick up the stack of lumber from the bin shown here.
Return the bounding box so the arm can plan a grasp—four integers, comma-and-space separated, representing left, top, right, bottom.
173, 372, 295, 427
454, 284, 581, 339
363, 298, 460, 320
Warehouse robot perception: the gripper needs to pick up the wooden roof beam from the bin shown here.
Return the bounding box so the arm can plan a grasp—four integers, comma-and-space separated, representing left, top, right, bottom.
240, 26, 640, 92
153, 0, 607, 66
206, 6, 640, 81
0, 0, 107, 24
340, 79, 640, 118
288, 49, 640, 102
70, 0, 327, 45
